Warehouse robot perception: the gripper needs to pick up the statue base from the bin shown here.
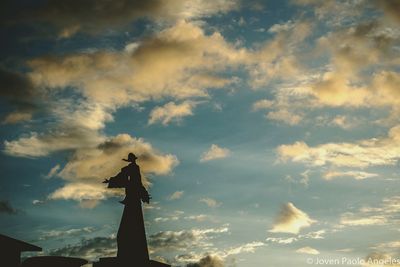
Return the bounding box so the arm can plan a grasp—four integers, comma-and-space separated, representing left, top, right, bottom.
93, 257, 170, 267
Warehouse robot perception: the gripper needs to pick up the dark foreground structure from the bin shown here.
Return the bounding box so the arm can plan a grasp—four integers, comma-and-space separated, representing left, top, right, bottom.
21, 256, 88, 267
0, 234, 87, 267
0, 234, 42, 267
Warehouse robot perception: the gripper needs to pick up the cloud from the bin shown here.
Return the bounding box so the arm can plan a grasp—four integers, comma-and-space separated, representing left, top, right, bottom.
3, 0, 240, 38
310, 71, 370, 107
257, 14, 399, 127
48, 183, 114, 205
266, 109, 303, 125
148, 226, 229, 253
266, 229, 325, 244
200, 144, 231, 162
45, 164, 61, 178
32, 200, 45, 205
266, 237, 298, 244
39, 227, 95, 241
149, 101, 196, 125
308, 19, 400, 108
323, 171, 379, 180
0, 68, 37, 107
296, 246, 320, 255
176, 241, 264, 265
362, 251, 400, 267
49, 235, 116, 261
168, 191, 184, 200
221, 242, 264, 257
376, 0, 400, 24
340, 214, 388, 227
186, 255, 225, 267
374, 241, 400, 250
0, 200, 18, 214
269, 202, 316, 234
199, 198, 221, 208
252, 99, 274, 111
277, 124, 400, 168
4, 102, 112, 158
27, 21, 246, 107
268, 20, 296, 33
246, 20, 313, 88
154, 216, 180, 223
0, 68, 39, 121
184, 215, 209, 222
330, 115, 354, 129
2, 112, 32, 124
338, 196, 400, 228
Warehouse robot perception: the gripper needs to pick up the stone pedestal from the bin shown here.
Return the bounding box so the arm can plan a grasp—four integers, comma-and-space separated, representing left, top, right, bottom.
117, 202, 149, 265
93, 257, 170, 267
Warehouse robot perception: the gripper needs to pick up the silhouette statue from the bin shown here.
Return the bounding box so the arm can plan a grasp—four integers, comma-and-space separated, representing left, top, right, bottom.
99, 153, 169, 267
2, 154, 169, 267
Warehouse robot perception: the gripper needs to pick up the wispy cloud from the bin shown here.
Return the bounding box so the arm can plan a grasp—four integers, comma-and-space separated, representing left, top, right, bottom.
323, 171, 379, 180
168, 191, 184, 200
149, 101, 196, 126
39, 227, 95, 241
296, 246, 320, 255
199, 198, 222, 208
148, 226, 229, 253
337, 196, 400, 228
49, 235, 116, 261
200, 144, 231, 162
45, 164, 61, 179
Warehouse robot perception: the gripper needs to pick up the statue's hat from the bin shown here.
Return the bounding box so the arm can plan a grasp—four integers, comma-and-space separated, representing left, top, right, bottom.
122, 152, 138, 162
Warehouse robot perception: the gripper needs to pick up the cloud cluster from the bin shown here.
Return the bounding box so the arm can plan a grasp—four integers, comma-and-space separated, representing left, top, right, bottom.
266, 230, 325, 244
148, 226, 229, 253
339, 196, 400, 227
2, 0, 239, 38
49, 235, 116, 261
250, 3, 400, 126
27, 21, 246, 106
277, 124, 400, 168
39, 227, 95, 241
309, 19, 400, 108
176, 241, 264, 265
186, 255, 225, 267
247, 20, 313, 88
269, 202, 316, 234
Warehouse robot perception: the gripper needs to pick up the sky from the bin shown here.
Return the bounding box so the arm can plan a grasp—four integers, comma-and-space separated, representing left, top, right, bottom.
0, 0, 399, 267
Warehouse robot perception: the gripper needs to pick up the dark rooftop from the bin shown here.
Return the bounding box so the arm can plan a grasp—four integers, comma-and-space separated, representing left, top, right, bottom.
0, 234, 42, 252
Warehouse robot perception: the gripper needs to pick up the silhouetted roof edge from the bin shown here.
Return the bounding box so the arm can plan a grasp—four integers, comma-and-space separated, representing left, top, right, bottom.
0, 234, 42, 251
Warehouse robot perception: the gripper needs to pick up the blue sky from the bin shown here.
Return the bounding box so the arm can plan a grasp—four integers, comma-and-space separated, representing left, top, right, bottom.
1, 1, 400, 266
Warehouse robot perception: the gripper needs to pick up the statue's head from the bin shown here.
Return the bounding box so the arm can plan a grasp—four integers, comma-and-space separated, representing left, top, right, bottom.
123, 152, 138, 162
